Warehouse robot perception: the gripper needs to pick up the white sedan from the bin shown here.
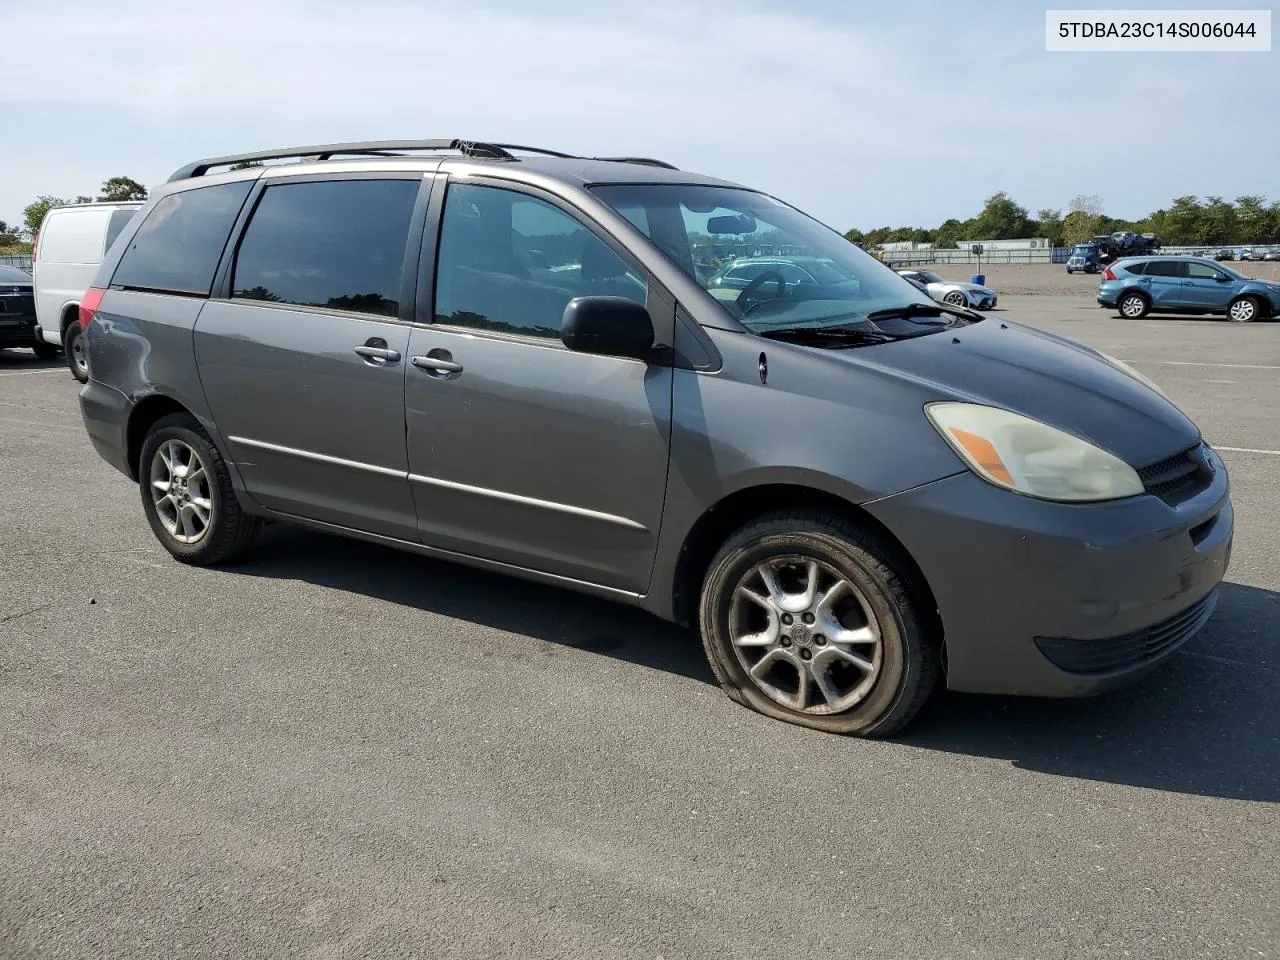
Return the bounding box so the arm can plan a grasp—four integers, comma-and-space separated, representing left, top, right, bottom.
897, 269, 998, 310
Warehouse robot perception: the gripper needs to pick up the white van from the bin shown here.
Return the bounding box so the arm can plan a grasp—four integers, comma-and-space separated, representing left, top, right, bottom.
34, 201, 143, 381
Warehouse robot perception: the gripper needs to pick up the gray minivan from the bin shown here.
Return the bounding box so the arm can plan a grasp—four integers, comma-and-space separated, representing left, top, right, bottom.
78, 140, 1232, 736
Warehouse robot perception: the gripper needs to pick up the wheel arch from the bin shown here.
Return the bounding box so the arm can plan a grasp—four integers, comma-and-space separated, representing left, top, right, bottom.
59, 301, 80, 336
125, 394, 193, 481
667, 482, 938, 631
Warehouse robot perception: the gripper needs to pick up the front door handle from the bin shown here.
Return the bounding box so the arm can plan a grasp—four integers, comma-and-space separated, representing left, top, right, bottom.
411, 354, 463, 375
354, 339, 401, 364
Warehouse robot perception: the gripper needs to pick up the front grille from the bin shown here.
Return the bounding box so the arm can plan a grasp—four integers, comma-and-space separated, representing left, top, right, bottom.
1035, 589, 1218, 675
1137, 445, 1212, 506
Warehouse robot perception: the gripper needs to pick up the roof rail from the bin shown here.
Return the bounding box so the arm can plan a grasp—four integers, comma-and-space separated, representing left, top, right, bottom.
594, 156, 679, 170
168, 140, 677, 182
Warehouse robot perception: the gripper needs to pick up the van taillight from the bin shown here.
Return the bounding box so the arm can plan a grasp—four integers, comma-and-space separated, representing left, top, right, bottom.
79, 287, 105, 329
31, 232, 39, 262
1102, 267, 1117, 281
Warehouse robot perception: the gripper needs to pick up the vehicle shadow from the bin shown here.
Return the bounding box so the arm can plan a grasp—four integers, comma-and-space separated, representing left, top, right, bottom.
229, 524, 714, 684
231, 528, 1277, 801
902, 580, 1280, 803
0, 349, 63, 371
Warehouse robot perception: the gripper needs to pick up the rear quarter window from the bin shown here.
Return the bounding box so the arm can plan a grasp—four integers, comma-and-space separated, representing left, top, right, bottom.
1125, 262, 1148, 275
111, 182, 253, 296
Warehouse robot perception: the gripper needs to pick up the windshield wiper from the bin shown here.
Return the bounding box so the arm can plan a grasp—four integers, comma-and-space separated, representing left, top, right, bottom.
759, 326, 901, 348
866, 302, 982, 324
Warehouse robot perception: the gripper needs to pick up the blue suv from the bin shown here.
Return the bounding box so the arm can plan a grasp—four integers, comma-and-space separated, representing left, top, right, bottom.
1097, 256, 1280, 322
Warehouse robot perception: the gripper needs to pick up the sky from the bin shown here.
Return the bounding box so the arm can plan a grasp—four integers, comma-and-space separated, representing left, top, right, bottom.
1, 0, 1276, 233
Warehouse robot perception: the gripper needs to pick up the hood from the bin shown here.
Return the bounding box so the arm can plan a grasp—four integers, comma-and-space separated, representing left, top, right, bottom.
824, 318, 1201, 467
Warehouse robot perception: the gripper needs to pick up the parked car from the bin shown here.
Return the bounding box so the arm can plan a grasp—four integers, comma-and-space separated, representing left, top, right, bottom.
33, 200, 144, 382
1263, 250, 1280, 262
895, 269, 997, 309
1065, 243, 1101, 274
707, 256, 860, 303
0, 265, 57, 359
1213, 249, 1234, 261
79, 139, 1232, 737
1097, 256, 1280, 321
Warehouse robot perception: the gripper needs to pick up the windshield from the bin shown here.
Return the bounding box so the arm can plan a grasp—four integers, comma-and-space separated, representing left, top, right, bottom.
1071, 245, 1094, 256
0, 265, 32, 282
591, 184, 953, 337
915, 270, 944, 284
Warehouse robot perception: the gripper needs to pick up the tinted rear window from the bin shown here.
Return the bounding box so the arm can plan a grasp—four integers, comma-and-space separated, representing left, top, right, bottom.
1125, 261, 1148, 275
103, 209, 138, 255
1143, 261, 1181, 278
231, 179, 421, 318
112, 182, 252, 296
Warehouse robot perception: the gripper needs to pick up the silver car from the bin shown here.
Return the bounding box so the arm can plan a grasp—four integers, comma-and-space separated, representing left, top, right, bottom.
897, 269, 997, 310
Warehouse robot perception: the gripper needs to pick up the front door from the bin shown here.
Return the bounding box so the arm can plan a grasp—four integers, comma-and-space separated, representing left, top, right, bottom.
405, 180, 673, 593
1180, 260, 1236, 310
195, 175, 426, 539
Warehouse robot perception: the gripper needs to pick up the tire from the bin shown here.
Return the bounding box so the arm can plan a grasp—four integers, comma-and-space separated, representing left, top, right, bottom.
64, 322, 89, 383
943, 290, 968, 307
1227, 296, 1260, 323
138, 413, 259, 565
32, 340, 59, 361
698, 509, 939, 737
1066, 268, 1074, 275
1118, 292, 1150, 319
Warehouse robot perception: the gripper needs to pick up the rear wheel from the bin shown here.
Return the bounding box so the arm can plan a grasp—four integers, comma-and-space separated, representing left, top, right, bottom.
1118, 292, 1150, 319
64, 322, 89, 382
1227, 296, 1261, 323
139, 413, 259, 565
698, 509, 939, 737
31, 340, 59, 361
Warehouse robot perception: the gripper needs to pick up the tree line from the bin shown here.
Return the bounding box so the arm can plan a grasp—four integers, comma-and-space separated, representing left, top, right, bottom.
0, 177, 150, 248
844, 192, 1280, 250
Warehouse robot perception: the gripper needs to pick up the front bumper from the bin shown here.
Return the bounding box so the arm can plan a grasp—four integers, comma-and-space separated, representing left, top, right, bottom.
865, 454, 1232, 697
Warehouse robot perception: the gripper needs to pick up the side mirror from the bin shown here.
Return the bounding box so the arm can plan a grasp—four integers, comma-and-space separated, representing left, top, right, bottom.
560, 296, 654, 361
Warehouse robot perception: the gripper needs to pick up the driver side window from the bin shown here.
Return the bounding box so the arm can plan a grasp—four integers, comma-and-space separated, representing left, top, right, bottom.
434, 183, 647, 339
1186, 262, 1222, 280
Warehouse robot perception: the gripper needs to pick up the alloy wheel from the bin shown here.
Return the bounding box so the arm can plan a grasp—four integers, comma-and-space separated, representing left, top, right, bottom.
729, 556, 882, 715
1228, 298, 1256, 322
149, 439, 214, 544
1121, 295, 1146, 318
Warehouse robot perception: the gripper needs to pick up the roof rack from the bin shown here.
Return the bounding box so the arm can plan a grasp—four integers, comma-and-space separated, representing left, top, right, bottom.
168, 140, 675, 182
594, 156, 679, 170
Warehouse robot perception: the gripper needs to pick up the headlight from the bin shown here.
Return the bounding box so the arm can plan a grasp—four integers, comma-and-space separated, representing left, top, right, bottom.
926, 402, 1144, 502
1097, 352, 1170, 401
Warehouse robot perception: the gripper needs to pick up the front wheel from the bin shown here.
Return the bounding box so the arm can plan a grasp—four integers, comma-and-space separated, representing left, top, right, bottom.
139, 413, 259, 565
943, 290, 968, 307
1227, 296, 1261, 322
698, 510, 939, 737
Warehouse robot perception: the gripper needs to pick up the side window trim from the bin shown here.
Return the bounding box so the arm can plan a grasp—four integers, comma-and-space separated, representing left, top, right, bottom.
210, 170, 434, 324
417, 174, 675, 353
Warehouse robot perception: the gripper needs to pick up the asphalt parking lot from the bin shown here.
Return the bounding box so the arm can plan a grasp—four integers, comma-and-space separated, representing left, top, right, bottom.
2, 288, 1278, 959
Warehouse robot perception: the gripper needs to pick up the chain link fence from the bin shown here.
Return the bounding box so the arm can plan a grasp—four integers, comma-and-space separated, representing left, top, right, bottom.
1, 254, 33, 272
